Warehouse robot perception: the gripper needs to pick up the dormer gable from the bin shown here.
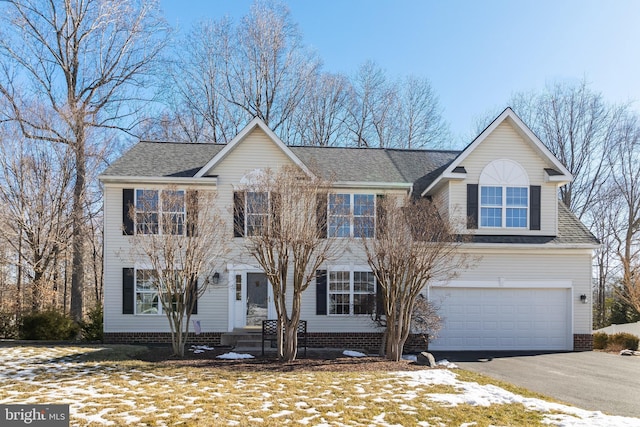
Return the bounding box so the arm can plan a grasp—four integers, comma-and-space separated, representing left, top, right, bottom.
421, 108, 572, 197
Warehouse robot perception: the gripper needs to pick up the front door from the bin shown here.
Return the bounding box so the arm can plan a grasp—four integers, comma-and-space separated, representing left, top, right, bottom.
246, 273, 269, 326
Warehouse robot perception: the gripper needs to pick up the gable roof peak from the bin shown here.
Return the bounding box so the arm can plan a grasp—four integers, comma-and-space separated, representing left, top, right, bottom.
194, 117, 313, 178
420, 107, 573, 197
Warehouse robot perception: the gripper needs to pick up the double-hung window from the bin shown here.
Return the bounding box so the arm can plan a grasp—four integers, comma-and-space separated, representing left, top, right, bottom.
480, 186, 528, 228
328, 270, 376, 315
135, 269, 160, 315
135, 189, 185, 235
328, 194, 375, 237
246, 192, 269, 236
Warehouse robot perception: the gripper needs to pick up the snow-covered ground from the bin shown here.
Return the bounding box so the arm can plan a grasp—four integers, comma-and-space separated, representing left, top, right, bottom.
0, 346, 638, 426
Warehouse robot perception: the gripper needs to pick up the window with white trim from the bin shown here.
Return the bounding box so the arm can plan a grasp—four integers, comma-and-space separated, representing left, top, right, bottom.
135, 269, 161, 315
135, 189, 185, 235
246, 192, 269, 236
478, 159, 529, 229
328, 193, 375, 237
328, 270, 376, 315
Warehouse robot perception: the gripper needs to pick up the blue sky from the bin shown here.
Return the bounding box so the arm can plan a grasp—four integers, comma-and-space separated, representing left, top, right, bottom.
160, 0, 640, 143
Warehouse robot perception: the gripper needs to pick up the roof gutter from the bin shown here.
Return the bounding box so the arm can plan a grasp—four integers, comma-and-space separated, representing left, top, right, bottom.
331, 181, 413, 190
98, 175, 218, 186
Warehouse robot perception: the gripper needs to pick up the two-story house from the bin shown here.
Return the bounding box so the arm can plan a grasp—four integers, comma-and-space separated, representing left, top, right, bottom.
99, 108, 598, 352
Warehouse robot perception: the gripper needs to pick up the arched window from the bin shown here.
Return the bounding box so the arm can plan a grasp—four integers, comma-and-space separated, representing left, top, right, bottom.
478, 159, 529, 228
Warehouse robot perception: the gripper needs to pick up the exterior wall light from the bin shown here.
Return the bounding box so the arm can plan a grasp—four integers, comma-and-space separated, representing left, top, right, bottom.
580, 294, 587, 303
212, 272, 220, 284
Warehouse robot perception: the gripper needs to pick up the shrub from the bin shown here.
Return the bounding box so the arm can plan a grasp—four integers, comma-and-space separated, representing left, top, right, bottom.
80, 304, 103, 342
593, 332, 608, 349
20, 310, 80, 340
608, 332, 639, 351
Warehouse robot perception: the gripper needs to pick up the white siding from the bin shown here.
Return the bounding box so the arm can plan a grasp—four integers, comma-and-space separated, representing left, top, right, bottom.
103, 123, 592, 345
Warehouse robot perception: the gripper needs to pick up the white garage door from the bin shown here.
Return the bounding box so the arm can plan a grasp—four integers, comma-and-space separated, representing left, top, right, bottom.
428, 287, 571, 351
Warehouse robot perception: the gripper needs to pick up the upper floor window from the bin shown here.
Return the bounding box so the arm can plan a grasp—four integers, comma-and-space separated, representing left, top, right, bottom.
234, 191, 273, 237
328, 193, 375, 238
246, 192, 269, 236
478, 160, 529, 229
480, 186, 528, 228
135, 189, 185, 235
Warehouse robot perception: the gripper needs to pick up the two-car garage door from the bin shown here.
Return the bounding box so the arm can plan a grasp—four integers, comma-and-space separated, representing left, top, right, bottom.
428, 287, 572, 351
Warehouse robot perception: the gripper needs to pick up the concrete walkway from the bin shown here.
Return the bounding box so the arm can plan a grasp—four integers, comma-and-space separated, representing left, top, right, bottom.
433, 350, 640, 418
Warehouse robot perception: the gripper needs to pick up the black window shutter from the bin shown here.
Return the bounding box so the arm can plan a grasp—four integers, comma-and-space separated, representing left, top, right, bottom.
530, 185, 541, 230
186, 190, 198, 237
123, 189, 134, 235
376, 194, 386, 238
187, 275, 198, 315
233, 191, 245, 237
316, 193, 327, 238
123, 268, 134, 314
315, 270, 327, 315
467, 184, 479, 229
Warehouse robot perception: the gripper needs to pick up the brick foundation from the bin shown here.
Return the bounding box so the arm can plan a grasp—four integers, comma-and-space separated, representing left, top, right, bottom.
573, 333, 593, 351
104, 332, 223, 346
103, 331, 427, 353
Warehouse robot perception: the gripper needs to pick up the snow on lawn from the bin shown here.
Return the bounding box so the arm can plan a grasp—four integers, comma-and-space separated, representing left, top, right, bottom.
0, 346, 639, 426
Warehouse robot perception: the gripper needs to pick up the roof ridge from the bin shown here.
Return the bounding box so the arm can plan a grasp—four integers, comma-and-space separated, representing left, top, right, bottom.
139, 140, 226, 146
288, 144, 460, 154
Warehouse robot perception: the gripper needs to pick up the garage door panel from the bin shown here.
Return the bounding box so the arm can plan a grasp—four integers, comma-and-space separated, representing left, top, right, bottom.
430, 287, 571, 351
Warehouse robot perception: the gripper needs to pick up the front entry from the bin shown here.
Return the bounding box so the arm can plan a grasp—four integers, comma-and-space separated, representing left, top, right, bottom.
246, 273, 269, 326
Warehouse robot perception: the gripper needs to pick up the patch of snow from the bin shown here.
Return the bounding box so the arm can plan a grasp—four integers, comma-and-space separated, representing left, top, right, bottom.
343, 350, 366, 357
402, 354, 418, 362
216, 352, 255, 360
189, 345, 214, 353
397, 370, 640, 427
436, 359, 458, 369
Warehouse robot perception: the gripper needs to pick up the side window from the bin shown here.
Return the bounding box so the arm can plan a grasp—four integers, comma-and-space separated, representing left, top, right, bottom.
246, 192, 269, 236
354, 195, 375, 237
136, 190, 159, 234
328, 194, 350, 237
135, 270, 160, 315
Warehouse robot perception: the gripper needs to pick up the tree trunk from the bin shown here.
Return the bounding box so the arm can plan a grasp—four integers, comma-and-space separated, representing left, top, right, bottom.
70, 140, 85, 323
282, 319, 298, 362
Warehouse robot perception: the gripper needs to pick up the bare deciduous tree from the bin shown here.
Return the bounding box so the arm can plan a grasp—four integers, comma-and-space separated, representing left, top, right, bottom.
129, 188, 228, 357
242, 166, 340, 362
0, 0, 169, 321
346, 61, 449, 149
606, 113, 640, 315
362, 196, 470, 361
0, 136, 73, 312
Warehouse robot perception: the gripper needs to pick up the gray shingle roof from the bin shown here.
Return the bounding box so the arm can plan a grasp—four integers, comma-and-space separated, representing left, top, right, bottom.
102, 141, 225, 177
101, 140, 597, 247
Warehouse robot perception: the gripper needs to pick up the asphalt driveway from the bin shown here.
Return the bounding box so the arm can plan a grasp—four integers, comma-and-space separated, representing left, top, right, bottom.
432, 350, 640, 418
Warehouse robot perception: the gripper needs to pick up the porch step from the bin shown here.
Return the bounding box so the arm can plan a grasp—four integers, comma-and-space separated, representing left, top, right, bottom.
220, 327, 263, 347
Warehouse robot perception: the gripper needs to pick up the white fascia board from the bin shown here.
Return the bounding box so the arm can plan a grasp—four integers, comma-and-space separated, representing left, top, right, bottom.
99, 175, 218, 186
194, 117, 315, 179
331, 181, 413, 190
442, 172, 467, 180
421, 108, 573, 197
545, 175, 571, 184
462, 242, 600, 250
